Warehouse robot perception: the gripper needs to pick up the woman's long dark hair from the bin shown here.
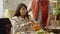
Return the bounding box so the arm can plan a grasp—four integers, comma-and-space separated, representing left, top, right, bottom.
14, 3, 29, 19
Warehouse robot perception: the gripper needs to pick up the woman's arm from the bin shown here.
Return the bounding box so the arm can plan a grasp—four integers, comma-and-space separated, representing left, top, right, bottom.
11, 19, 20, 34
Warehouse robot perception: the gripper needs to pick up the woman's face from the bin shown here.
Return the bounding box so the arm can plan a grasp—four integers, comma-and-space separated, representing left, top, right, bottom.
20, 6, 27, 16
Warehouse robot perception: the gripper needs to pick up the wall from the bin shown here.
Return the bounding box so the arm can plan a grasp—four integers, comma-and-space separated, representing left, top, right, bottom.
0, 0, 3, 18
3, 0, 31, 10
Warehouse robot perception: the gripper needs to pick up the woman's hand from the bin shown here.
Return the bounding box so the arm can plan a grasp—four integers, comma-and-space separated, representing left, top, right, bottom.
23, 22, 32, 26
21, 21, 39, 27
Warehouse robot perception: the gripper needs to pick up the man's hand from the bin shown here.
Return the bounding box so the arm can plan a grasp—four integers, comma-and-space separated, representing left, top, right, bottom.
45, 13, 55, 29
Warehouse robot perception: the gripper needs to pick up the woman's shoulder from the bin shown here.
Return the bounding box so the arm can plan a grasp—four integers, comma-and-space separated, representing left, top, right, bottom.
12, 16, 18, 20
12, 16, 18, 18
11, 16, 20, 23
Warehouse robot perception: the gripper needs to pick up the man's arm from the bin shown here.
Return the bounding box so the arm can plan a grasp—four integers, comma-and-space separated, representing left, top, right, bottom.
45, 1, 54, 28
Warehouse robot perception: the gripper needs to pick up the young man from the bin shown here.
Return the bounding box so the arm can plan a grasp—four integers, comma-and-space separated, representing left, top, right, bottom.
28, 0, 53, 28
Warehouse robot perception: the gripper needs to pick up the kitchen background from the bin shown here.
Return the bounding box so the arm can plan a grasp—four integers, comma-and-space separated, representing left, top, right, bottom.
0, 0, 60, 34
0, 0, 60, 18
0, 0, 31, 18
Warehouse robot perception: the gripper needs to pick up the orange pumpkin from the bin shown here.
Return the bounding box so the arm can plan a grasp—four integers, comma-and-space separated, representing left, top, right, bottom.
31, 22, 41, 31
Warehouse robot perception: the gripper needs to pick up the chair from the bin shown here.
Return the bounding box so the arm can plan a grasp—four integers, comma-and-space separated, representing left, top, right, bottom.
0, 18, 12, 34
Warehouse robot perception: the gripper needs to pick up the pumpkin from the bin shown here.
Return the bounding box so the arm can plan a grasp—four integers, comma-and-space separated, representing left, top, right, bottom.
31, 22, 41, 31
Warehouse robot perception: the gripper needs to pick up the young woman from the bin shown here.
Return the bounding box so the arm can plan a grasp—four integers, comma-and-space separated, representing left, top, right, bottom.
11, 3, 40, 34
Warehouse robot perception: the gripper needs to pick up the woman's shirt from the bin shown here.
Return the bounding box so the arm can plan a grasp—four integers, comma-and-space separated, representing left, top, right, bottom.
11, 16, 33, 34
